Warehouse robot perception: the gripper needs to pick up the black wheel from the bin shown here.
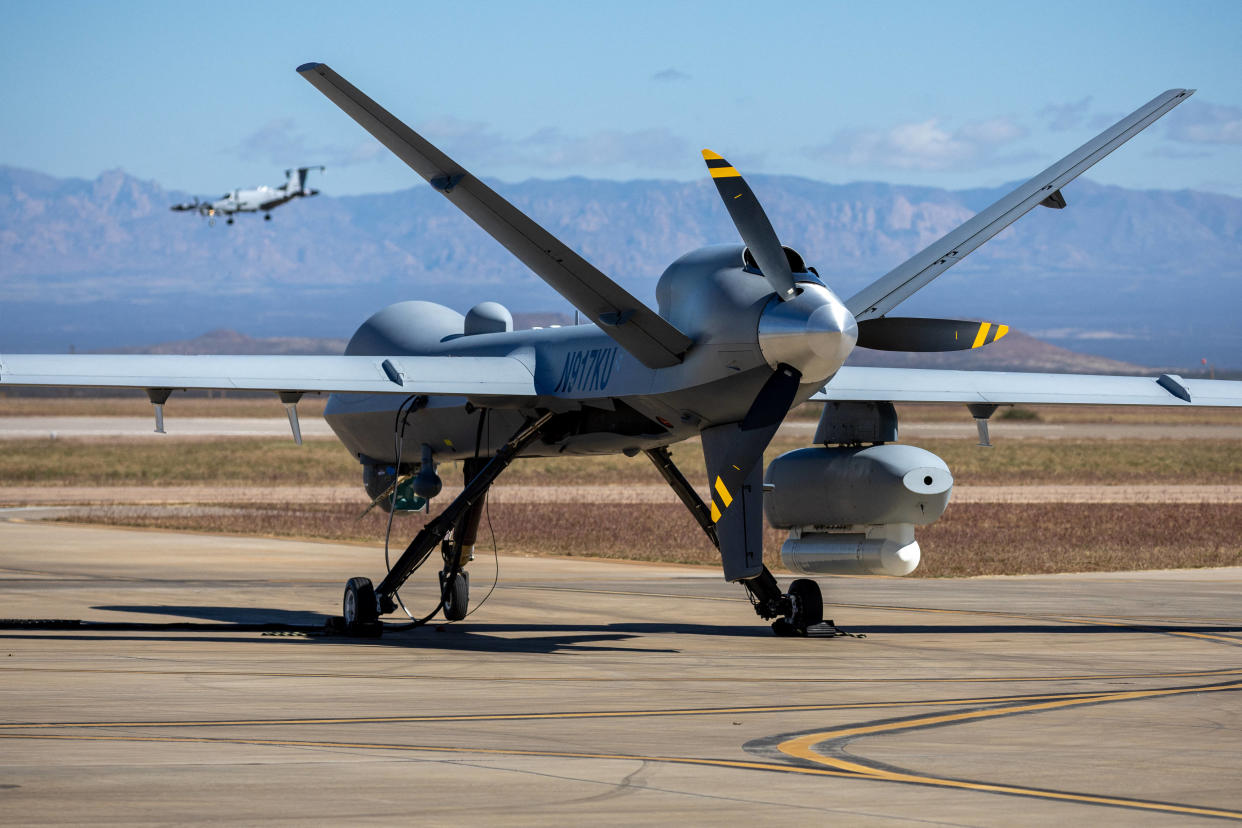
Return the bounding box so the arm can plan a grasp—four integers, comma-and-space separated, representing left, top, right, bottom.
343, 576, 377, 631
441, 571, 469, 621
788, 578, 824, 628
226, 217, 234, 225
771, 619, 800, 637
264, 213, 271, 221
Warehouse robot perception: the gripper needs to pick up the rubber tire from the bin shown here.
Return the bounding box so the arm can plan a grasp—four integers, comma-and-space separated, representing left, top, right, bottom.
771, 619, 799, 637
441, 571, 469, 621
343, 577, 378, 630
788, 579, 824, 627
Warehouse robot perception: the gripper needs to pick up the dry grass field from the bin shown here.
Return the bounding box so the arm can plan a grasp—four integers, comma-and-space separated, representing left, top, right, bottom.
2, 393, 1239, 578
3, 433, 1240, 487
63, 500, 1242, 578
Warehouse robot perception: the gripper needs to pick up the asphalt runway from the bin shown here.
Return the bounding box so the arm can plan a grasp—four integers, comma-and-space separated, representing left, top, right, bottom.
2, 521, 1241, 825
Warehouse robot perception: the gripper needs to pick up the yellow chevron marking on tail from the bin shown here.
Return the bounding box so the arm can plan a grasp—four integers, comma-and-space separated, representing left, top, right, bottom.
994, 324, 1009, 341
702, 149, 724, 161
710, 501, 722, 523
972, 322, 992, 349
710, 166, 741, 178
714, 476, 733, 507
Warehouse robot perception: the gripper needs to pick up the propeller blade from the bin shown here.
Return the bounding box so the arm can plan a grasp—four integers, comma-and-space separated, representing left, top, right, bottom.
701, 363, 802, 581
856, 317, 1010, 352
702, 150, 799, 302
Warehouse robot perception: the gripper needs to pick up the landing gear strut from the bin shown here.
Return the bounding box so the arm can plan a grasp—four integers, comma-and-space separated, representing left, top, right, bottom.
644, 446, 828, 637
339, 412, 553, 636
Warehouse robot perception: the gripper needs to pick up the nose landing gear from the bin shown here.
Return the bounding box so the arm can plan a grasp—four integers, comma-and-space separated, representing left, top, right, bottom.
337, 412, 553, 637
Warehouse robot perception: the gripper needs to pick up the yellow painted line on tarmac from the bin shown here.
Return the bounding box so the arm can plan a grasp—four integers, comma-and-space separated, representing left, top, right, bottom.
4, 728, 1241, 820
0, 689, 1147, 730
8, 682, 1242, 732
0, 731, 859, 779
778, 681, 1242, 821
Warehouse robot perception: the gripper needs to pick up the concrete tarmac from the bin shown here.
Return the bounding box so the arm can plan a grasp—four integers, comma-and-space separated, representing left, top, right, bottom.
2, 521, 1241, 825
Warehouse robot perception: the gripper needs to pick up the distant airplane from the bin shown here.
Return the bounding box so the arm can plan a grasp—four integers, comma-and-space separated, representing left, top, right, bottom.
171, 166, 324, 225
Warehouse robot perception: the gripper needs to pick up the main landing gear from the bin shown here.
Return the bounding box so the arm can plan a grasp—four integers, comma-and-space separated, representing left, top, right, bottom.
339, 412, 553, 637
644, 446, 831, 637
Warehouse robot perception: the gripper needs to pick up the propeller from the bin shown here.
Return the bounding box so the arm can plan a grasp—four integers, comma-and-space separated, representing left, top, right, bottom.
855, 318, 1010, 352
702, 150, 800, 301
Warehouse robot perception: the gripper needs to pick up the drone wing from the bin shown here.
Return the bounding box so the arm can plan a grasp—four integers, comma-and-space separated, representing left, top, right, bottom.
0, 354, 536, 397
814, 367, 1242, 407
297, 62, 692, 370
846, 89, 1195, 321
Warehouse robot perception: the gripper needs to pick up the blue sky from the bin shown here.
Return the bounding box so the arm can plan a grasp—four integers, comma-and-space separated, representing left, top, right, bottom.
3, 0, 1240, 196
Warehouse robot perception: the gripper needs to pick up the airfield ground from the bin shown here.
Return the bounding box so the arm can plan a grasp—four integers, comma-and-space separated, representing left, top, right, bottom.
1, 404, 1240, 823
0, 402, 1238, 577
1, 520, 1241, 825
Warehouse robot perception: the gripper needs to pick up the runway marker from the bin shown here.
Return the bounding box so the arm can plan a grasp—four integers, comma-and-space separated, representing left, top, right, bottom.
776, 680, 1242, 820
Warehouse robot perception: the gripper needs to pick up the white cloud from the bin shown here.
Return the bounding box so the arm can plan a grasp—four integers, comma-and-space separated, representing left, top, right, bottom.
805, 116, 1031, 171
233, 115, 694, 177
652, 68, 690, 83
231, 119, 385, 168
1033, 328, 1138, 341
233, 118, 307, 162
1167, 101, 1242, 145
1038, 96, 1093, 131
419, 117, 690, 172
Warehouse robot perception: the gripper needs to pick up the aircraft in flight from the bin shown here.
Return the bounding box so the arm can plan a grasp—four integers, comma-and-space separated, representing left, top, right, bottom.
3, 64, 1240, 638
171, 166, 325, 224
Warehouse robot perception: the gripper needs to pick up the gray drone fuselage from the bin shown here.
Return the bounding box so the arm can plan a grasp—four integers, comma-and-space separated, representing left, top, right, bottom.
325, 244, 855, 465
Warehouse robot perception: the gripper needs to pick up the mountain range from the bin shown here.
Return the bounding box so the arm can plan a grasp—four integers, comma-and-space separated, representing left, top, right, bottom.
1, 165, 1238, 369
94, 325, 1150, 377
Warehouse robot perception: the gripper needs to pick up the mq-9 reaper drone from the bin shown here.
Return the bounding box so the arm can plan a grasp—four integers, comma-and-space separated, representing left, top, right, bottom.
4, 65, 1240, 637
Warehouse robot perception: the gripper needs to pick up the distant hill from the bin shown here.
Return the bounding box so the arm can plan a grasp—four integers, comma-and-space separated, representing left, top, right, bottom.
1, 165, 1238, 368
848, 330, 1148, 374
100, 328, 350, 355
84, 325, 1148, 377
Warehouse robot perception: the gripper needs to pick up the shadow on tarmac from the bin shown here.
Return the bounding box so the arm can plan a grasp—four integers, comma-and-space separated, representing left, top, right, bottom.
1, 605, 1237, 653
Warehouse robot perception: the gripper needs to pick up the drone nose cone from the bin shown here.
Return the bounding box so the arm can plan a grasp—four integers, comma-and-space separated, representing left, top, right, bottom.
806, 300, 858, 366
758, 283, 857, 383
